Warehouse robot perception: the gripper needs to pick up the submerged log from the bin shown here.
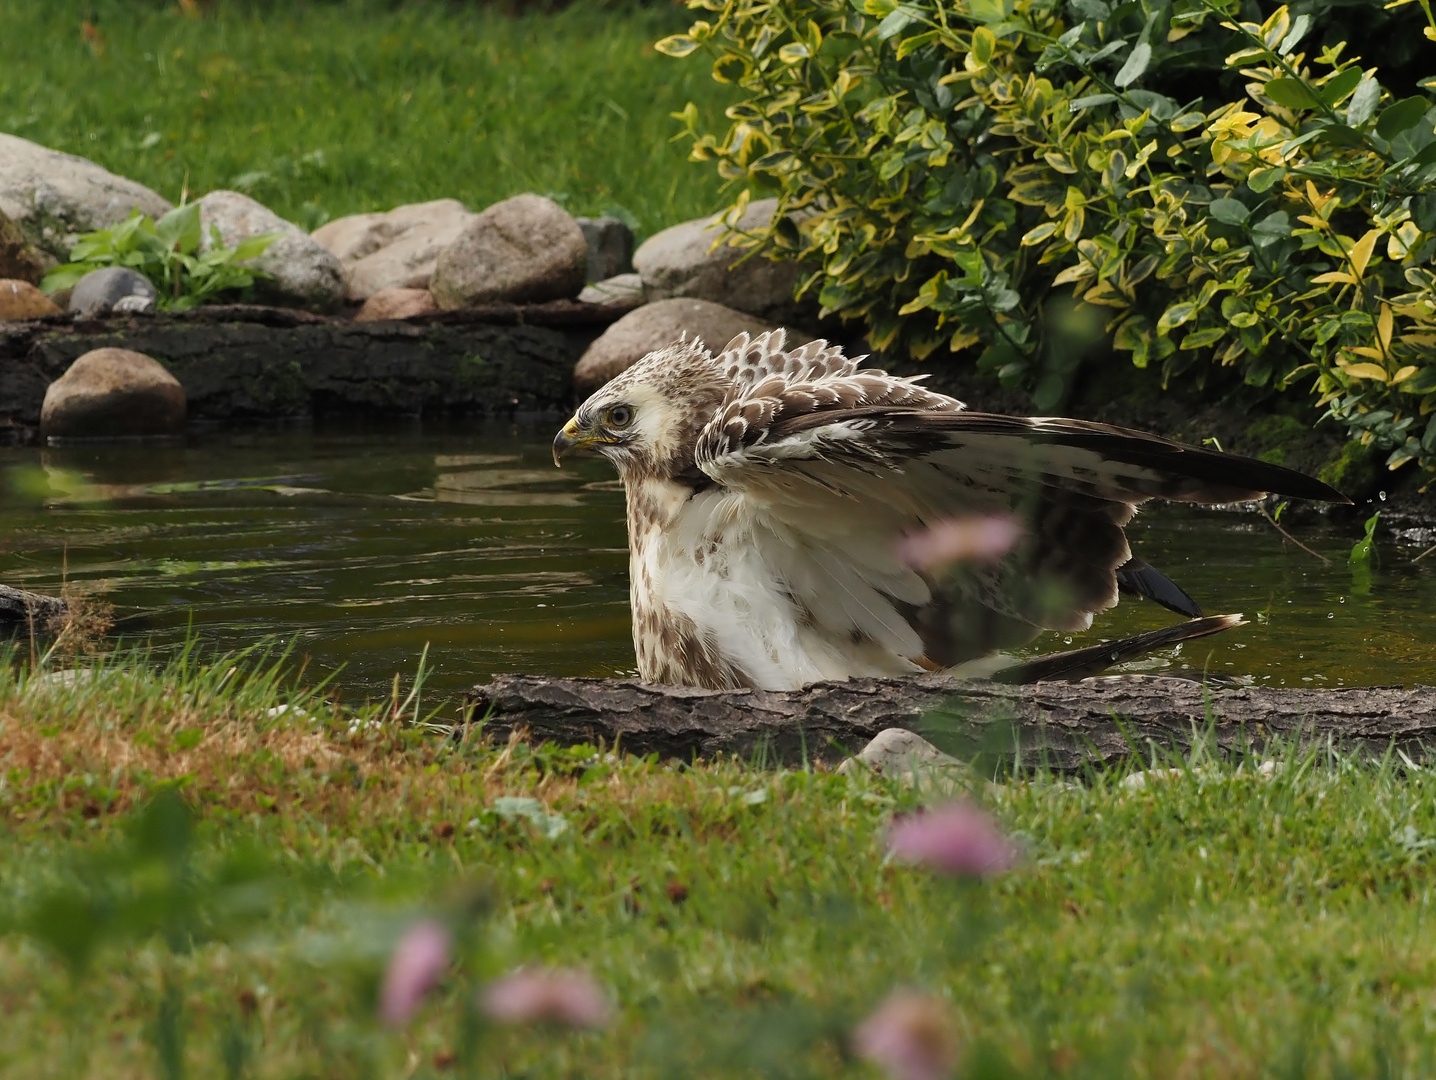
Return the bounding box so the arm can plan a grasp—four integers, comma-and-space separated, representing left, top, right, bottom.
468, 674, 1436, 770
0, 584, 68, 636
0, 300, 634, 438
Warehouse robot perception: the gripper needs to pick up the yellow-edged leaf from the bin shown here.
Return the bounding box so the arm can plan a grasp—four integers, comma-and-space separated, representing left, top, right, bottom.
1378, 303, 1394, 349
1342, 362, 1390, 381
1348, 228, 1380, 279
1348, 346, 1386, 360
1311, 271, 1356, 284
1052, 263, 1095, 286
949, 329, 982, 351
1393, 365, 1419, 383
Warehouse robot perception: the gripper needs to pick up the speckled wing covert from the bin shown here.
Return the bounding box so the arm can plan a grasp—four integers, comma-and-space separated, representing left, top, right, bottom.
690, 331, 1346, 670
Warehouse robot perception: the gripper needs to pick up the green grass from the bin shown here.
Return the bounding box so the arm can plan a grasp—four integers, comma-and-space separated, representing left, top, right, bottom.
0, 0, 734, 237
4, 645, 1436, 1078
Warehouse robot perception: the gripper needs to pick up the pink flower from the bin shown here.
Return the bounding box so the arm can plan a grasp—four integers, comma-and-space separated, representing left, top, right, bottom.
886, 802, 1018, 876
852, 989, 959, 1080
379, 919, 452, 1026
478, 967, 612, 1029
896, 516, 1022, 573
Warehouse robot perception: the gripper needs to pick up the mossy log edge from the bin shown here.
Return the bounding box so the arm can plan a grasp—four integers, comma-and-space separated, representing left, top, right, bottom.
0, 299, 636, 436
468, 674, 1436, 770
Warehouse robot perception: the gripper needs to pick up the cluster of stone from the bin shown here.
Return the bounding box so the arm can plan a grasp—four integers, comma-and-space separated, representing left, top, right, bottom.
0, 131, 812, 437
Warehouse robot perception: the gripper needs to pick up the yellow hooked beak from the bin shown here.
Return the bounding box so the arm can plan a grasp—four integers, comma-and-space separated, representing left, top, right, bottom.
552, 416, 589, 467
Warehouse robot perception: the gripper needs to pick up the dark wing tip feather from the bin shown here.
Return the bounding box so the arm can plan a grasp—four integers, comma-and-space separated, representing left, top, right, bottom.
990, 613, 1244, 683
1116, 558, 1203, 618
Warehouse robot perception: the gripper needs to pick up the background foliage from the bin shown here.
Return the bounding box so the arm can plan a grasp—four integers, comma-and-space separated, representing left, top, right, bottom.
662, 0, 1436, 484
0, 0, 734, 238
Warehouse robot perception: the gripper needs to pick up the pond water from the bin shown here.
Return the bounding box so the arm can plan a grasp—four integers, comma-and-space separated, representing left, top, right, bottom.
2, 420, 1434, 698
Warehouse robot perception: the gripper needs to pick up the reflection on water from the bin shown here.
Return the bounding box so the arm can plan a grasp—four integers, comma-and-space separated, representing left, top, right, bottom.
1, 419, 1434, 696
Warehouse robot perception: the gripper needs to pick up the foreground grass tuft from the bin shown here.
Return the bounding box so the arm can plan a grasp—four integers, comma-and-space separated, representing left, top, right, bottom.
1, 0, 734, 236
3, 648, 1436, 1077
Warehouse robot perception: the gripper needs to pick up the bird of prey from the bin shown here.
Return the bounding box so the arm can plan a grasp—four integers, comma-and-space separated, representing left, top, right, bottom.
552, 330, 1347, 690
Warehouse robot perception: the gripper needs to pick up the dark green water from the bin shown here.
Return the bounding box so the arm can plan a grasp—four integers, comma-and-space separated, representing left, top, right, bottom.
2, 421, 1434, 696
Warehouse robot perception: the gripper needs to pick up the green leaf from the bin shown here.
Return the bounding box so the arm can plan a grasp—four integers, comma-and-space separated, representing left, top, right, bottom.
1114, 42, 1151, 89
229, 231, 282, 262
1314, 124, 1365, 148
1247, 166, 1286, 193
1264, 78, 1319, 111
1349, 511, 1379, 565
1321, 66, 1363, 107
1277, 13, 1310, 55
155, 202, 202, 255
1346, 76, 1381, 127
654, 34, 700, 57
1157, 301, 1196, 332
1181, 327, 1226, 350
1208, 198, 1250, 226
1376, 96, 1431, 141
1068, 93, 1116, 112
876, 7, 917, 40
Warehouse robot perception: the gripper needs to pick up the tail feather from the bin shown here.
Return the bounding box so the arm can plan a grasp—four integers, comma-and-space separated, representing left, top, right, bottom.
989, 613, 1245, 684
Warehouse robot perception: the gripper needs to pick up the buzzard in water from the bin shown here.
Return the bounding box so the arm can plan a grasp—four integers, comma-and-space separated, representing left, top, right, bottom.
553, 331, 1347, 690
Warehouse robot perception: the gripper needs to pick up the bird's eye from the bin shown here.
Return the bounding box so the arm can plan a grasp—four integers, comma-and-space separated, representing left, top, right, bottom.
607, 405, 634, 429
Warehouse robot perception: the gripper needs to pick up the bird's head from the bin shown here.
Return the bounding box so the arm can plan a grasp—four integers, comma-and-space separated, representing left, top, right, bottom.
553, 338, 728, 481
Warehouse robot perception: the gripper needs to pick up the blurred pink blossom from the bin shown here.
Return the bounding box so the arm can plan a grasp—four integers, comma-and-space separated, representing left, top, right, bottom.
886, 802, 1018, 876
380, 919, 452, 1026
896, 516, 1022, 572
852, 989, 959, 1080
479, 967, 612, 1029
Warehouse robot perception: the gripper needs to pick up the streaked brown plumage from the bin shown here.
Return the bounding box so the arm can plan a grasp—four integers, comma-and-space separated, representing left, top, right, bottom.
553, 330, 1347, 690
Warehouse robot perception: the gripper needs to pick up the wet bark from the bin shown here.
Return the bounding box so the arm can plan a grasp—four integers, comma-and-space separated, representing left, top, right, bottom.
0, 584, 68, 636
0, 300, 633, 439
467, 673, 1436, 770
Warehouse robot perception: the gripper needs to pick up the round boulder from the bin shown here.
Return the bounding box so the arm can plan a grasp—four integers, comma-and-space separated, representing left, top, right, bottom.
41, 348, 187, 439
196, 190, 345, 311
574, 297, 783, 394
68, 266, 158, 316
633, 198, 807, 324
0, 279, 61, 320
312, 198, 476, 301
430, 194, 587, 310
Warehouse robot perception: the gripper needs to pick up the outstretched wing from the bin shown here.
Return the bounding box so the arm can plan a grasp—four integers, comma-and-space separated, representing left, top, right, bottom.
692, 333, 1346, 668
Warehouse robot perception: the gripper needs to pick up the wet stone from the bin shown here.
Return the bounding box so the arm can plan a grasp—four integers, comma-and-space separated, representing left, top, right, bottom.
41, 347, 187, 439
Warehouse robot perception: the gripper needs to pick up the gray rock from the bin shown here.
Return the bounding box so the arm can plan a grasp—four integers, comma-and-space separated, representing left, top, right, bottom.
0, 209, 46, 284
835, 728, 970, 785
0, 133, 172, 261
41, 347, 186, 439
633, 198, 806, 324
430, 194, 587, 310
577, 272, 643, 306
311, 198, 476, 301
195, 190, 344, 311
573, 297, 779, 394
68, 266, 157, 317
576, 216, 634, 282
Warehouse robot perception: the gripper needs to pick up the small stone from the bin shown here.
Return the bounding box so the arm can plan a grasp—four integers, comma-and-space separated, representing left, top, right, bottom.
430, 194, 587, 310
577, 272, 643, 306
313, 199, 476, 301
0, 279, 61, 320
633, 198, 808, 324
836, 728, 969, 785
68, 266, 158, 317
41, 347, 186, 439
354, 287, 438, 322
573, 298, 780, 393
0, 209, 46, 285
196, 190, 344, 311
575, 216, 634, 282
0, 133, 172, 261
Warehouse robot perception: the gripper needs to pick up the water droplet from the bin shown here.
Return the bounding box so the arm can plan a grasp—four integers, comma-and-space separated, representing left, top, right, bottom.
1327, 612, 1335, 618
1380, 491, 1388, 501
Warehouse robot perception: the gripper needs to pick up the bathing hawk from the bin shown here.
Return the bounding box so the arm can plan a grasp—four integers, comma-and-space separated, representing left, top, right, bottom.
552, 331, 1346, 690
